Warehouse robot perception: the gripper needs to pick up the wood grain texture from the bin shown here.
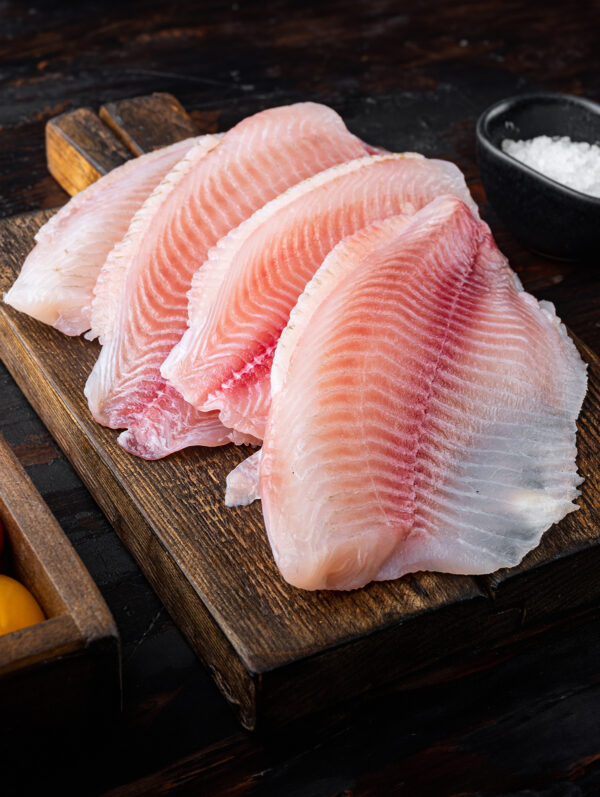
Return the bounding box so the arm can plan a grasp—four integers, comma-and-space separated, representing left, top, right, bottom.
46, 107, 132, 195
1, 206, 599, 729
100, 93, 199, 155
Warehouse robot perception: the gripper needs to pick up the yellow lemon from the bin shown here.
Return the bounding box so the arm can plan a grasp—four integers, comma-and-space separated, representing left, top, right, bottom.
0, 575, 45, 636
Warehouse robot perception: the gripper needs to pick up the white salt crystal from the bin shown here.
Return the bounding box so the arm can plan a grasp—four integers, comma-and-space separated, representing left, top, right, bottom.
501, 135, 600, 198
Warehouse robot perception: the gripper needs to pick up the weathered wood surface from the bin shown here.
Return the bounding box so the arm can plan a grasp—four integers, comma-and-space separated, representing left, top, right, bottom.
1, 0, 599, 794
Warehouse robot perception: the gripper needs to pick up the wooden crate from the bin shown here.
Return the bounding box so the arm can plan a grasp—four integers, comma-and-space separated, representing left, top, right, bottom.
0, 431, 120, 740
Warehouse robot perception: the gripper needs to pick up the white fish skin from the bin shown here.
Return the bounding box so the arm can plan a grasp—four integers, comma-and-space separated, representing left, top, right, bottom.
260, 195, 588, 591
163, 153, 477, 441
4, 137, 202, 336
85, 102, 372, 459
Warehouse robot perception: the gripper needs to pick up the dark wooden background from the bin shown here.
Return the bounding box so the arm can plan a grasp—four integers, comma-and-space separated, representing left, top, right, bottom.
1, 1, 599, 794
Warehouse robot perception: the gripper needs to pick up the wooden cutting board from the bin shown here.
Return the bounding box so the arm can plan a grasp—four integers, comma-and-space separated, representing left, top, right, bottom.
1, 94, 599, 730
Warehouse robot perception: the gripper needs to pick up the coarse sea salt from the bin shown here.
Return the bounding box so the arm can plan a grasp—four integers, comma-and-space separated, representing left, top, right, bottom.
501, 135, 600, 198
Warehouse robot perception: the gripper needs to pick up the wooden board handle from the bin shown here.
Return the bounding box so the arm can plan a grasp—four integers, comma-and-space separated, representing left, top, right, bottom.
99, 92, 198, 156
46, 107, 132, 196
45, 93, 199, 195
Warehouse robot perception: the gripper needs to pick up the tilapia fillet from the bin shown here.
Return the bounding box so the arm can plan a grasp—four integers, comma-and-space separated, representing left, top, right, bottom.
4, 136, 200, 336
88, 134, 221, 345
225, 216, 413, 507
163, 154, 476, 440
85, 102, 372, 459
260, 196, 588, 591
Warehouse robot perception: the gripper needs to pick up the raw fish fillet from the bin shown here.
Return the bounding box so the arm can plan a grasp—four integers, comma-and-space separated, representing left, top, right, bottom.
89, 134, 221, 344
85, 102, 373, 459
260, 196, 588, 591
272, 214, 412, 398
163, 154, 476, 440
4, 137, 202, 336
225, 216, 412, 507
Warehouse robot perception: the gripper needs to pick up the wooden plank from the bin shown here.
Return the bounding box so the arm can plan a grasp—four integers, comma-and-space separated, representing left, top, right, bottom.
99, 93, 199, 155
0, 209, 496, 728
45, 107, 132, 195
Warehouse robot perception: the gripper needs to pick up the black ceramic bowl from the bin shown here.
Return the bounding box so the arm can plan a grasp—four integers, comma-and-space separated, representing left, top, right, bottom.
476, 92, 600, 261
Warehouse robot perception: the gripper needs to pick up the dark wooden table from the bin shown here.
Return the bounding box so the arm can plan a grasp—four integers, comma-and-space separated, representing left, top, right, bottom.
1, 2, 599, 794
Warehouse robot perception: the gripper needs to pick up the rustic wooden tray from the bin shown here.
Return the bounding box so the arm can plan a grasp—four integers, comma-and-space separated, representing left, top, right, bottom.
0, 430, 120, 737
0, 94, 598, 730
